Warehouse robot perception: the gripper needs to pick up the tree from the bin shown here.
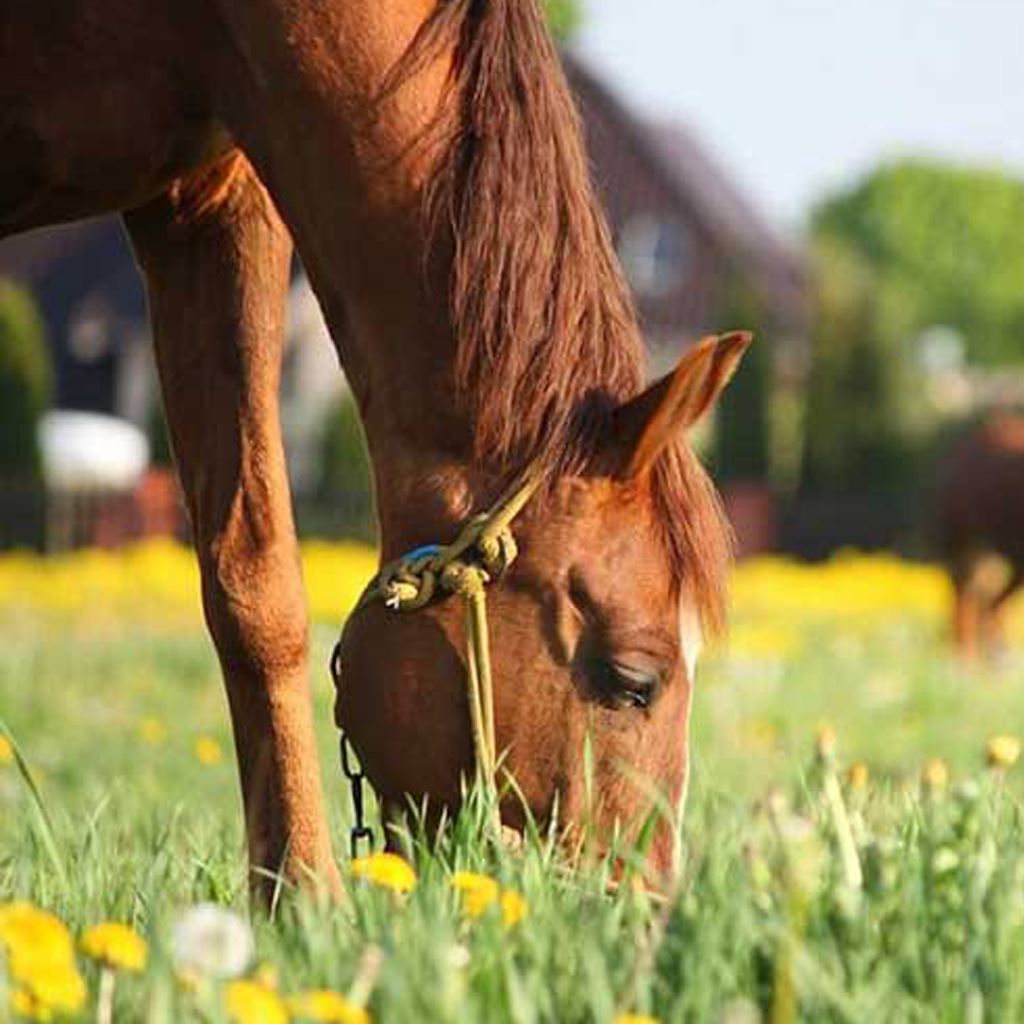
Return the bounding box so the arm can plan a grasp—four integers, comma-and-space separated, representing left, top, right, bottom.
713, 277, 771, 483
543, 0, 583, 41
0, 281, 52, 481
812, 160, 1024, 366
800, 240, 914, 493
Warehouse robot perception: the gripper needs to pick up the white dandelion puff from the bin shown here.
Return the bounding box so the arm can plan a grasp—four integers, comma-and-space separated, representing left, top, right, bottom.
170, 904, 253, 980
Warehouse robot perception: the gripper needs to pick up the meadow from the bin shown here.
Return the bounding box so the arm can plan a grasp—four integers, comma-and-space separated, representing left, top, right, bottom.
1, 543, 1023, 1022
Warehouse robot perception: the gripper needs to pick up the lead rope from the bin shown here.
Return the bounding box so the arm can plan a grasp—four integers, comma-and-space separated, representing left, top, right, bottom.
334, 469, 541, 848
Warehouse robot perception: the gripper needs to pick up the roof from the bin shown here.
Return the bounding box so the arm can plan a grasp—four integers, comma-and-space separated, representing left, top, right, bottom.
641, 119, 801, 281
564, 53, 807, 330
0, 220, 103, 286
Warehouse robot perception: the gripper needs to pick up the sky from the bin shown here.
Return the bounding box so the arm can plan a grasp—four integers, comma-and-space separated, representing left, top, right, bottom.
576, 0, 1024, 232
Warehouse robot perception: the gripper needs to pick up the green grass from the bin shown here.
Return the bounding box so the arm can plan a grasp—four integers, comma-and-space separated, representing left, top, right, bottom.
1, 614, 1023, 1022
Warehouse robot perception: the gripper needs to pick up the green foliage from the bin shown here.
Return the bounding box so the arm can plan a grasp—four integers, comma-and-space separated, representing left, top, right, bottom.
0, 280, 52, 481
800, 240, 916, 493
543, 0, 583, 40
146, 398, 174, 469
813, 159, 1024, 366
319, 391, 372, 498
713, 280, 771, 483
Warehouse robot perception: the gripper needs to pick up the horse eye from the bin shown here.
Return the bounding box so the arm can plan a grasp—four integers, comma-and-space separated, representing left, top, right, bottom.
603, 660, 660, 710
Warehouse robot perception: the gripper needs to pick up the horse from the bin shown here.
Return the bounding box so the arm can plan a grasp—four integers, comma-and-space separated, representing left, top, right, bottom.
937, 414, 1024, 660
3, 0, 748, 893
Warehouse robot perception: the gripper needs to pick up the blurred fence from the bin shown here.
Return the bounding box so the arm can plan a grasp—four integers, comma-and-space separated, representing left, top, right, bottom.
0, 482, 47, 550
0, 472, 187, 552
0, 474, 929, 560
778, 491, 925, 561
721, 483, 927, 561
0, 475, 377, 553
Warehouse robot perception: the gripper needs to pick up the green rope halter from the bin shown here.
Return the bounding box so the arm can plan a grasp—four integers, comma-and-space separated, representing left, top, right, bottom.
357, 470, 541, 799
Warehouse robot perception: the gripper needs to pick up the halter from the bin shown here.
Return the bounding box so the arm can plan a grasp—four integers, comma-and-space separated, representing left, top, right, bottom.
333, 468, 541, 851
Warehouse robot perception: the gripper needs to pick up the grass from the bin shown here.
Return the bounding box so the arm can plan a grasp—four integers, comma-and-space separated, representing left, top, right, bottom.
1, 548, 1023, 1022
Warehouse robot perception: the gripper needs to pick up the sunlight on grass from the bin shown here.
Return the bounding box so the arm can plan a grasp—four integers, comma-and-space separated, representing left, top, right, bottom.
1, 546, 1023, 1020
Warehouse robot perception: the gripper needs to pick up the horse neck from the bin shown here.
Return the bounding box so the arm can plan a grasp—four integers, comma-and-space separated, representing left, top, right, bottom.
214, 0, 472, 504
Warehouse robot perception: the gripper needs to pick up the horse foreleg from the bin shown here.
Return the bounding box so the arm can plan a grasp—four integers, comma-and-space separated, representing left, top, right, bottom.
953, 552, 1019, 664
981, 568, 1023, 663
952, 582, 981, 662
125, 153, 340, 898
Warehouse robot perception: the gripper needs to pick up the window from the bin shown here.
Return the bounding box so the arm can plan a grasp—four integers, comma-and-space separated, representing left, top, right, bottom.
617, 214, 689, 299
68, 295, 113, 363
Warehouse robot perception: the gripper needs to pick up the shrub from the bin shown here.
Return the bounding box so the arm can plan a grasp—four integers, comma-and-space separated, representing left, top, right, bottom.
319, 392, 372, 498
800, 240, 915, 494
713, 279, 771, 483
0, 280, 52, 482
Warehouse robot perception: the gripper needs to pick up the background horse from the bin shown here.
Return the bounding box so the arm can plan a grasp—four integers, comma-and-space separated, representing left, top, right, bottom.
937, 414, 1024, 660
3, 0, 746, 891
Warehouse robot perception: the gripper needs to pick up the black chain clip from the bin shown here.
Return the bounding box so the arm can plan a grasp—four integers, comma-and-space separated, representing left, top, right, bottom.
331, 641, 375, 859
340, 732, 374, 859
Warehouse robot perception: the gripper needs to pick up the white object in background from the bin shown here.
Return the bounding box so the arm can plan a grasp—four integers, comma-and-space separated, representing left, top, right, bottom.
38, 411, 150, 491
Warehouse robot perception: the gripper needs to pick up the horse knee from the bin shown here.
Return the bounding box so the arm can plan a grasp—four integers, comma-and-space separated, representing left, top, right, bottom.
199, 539, 309, 683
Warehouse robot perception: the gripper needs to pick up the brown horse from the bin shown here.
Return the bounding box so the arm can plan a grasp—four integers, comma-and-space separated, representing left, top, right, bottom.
3, 0, 747, 891
937, 414, 1024, 660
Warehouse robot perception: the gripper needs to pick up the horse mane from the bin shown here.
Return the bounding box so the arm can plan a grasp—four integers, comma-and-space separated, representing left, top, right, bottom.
391, 0, 731, 630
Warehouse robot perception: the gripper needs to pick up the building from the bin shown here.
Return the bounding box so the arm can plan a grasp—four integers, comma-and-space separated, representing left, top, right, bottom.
566, 57, 806, 372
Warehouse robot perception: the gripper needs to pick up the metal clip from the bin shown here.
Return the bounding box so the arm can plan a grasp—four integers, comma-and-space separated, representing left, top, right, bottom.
333, 641, 375, 858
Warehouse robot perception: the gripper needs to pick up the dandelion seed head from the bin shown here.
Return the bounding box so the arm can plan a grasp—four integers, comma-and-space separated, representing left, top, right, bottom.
170, 904, 253, 979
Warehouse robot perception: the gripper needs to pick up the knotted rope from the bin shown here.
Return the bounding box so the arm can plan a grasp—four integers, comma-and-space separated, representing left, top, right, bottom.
356, 470, 541, 798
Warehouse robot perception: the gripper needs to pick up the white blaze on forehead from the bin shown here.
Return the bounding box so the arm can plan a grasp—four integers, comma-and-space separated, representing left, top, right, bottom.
679, 601, 703, 682
672, 598, 703, 866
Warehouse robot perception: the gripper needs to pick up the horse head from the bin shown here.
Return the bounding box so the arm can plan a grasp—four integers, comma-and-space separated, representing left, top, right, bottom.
337, 332, 749, 877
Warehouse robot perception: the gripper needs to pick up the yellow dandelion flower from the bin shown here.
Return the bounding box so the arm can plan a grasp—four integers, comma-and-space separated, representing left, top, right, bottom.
81, 922, 148, 972
224, 979, 289, 1024
138, 718, 167, 745
0, 902, 76, 978
727, 623, 800, 660
195, 736, 224, 766
814, 724, 836, 761
0, 734, 13, 764
741, 718, 778, 752
10, 960, 87, 1018
614, 1014, 661, 1024
847, 762, 869, 791
499, 890, 528, 927
350, 852, 416, 895
986, 735, 1021, 769
287, 989, 371, 1024
252, 962, 280, 991
922, 758, 949, 791
451, 872, 500, 918
0, 903, 86, 1020
9, 989, 40, 1020
450, 873, 527, 927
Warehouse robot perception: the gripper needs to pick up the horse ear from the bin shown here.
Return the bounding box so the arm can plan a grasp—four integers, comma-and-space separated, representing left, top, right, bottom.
615, 332, 753, 480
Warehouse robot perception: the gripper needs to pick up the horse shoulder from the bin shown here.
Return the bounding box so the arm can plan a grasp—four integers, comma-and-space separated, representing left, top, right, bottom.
0, 0, 228, 233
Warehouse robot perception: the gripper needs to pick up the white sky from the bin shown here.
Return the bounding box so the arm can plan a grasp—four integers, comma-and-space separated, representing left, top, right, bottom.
576, 0, 1024, 231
